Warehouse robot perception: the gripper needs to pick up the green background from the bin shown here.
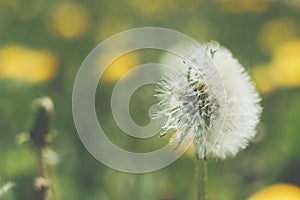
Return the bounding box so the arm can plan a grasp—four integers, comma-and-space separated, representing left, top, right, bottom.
0, 0, 300, 199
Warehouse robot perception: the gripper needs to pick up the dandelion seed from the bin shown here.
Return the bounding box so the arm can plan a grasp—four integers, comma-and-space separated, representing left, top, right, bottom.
154, 42, 262, 159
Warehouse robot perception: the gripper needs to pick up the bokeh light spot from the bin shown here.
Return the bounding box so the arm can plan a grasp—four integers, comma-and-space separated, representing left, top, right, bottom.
258, 18, 299, 53
248, 184, 300, 200
0, 45, 59, 83
100, 52, 140, 83
48, 2, 90, 39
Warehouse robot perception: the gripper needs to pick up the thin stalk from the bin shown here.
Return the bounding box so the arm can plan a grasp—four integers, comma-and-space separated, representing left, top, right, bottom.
35, 148, 46, 178
195, 157, 207, 200
33, 147, 50, 200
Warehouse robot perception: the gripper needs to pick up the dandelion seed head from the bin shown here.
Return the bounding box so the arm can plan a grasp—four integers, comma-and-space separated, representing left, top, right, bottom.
154, 42, 262, 159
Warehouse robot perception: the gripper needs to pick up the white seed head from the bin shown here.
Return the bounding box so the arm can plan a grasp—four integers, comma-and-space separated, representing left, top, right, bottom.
154, 42, 262, 159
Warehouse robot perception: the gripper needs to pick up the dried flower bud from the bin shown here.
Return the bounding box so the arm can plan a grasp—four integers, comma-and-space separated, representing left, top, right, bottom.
30, 96, 54, 147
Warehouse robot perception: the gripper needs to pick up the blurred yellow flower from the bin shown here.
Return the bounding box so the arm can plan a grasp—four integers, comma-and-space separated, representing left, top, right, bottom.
251, 64, 275, 94
95, 17, 131, 42
252, 39, 300, 94
248, 183, 300, 200
213, 0, 273, 13
0, 45, 58, 83
258, 18, 299, 53
101, 52, 140, 83
48, 2, 90, 39
271, 39, 300, 87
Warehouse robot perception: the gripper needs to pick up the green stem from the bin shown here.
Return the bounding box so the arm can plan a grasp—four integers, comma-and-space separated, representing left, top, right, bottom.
195, 158, 207, 200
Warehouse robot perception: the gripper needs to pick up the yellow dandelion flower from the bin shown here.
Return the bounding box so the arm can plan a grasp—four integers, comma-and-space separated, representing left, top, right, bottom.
252, 39, 300, 92
0, 45, 58, 83
100, 52, 140, 83
258, 18, 299, 53
273, 39, 300, 60
270, 39, 300, 87
248, 183, 300, 200
48, 2, 90, 39
251, 65, 276, 95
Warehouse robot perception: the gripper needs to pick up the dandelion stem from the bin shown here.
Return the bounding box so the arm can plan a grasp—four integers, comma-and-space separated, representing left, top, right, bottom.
195, 157, 207, 200
30, 97, 56, 200
36, 148, 47, 178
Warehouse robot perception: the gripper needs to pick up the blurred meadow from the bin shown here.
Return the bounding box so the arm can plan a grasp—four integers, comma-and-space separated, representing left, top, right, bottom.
1, 0, 300, 199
